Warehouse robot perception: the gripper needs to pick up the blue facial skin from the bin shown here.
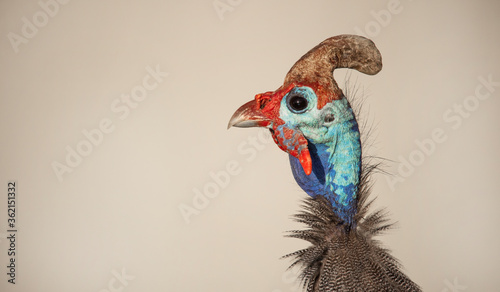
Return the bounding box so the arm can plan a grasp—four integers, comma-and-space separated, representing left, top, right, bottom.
278, 87, 361, 227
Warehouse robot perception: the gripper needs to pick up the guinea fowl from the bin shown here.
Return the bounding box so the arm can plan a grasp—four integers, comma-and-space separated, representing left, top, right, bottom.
228, 34, 421, 292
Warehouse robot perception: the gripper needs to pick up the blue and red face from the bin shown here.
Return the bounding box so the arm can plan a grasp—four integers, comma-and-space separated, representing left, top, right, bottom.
228, 83, 312, 175
229, 83, 362, 225
228, 82, 352, 174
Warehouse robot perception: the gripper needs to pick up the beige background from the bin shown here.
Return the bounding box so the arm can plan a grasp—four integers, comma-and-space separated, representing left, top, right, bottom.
1, 1, 500, 291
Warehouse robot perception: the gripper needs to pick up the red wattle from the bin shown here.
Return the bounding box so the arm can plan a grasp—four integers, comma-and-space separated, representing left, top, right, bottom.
299, 149, 312, 176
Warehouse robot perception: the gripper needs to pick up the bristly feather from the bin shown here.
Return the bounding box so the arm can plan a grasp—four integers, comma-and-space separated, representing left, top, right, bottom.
283, 159, 421, 292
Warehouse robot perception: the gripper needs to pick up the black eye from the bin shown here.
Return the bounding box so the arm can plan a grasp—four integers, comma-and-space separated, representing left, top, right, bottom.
287, 95, 308, 113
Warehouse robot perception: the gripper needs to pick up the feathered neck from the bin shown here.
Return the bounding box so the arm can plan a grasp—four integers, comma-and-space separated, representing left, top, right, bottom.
288, 104, 361, 227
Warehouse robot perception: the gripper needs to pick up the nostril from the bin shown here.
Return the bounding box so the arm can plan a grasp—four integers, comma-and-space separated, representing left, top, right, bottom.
324, 113, 335, 123
258, 97, 270, 109
256, 93, 273, 110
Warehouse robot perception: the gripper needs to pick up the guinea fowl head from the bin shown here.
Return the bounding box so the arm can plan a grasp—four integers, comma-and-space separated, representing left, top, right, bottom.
228, 34, 382, 226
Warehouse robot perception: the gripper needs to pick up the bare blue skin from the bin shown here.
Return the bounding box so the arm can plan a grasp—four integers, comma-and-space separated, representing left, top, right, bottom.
277, 87, 361, 226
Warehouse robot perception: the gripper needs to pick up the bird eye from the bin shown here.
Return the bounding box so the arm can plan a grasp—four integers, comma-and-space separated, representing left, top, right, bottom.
287, 95, 309, 113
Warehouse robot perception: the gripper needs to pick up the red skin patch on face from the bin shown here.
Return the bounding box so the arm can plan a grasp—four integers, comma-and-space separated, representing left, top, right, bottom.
255, 81, 341, 117
283, 128, 294, 140
270, 123, 312, 175
252, 82, 321, 176
299, 149, 312, 175
254, 83, 296, 119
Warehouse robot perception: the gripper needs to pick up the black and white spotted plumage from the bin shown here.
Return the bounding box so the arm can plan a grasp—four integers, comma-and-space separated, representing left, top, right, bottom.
283, 163, 421, 292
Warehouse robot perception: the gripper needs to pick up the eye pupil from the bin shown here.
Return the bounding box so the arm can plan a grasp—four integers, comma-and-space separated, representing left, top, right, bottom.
288, 95, 308, 112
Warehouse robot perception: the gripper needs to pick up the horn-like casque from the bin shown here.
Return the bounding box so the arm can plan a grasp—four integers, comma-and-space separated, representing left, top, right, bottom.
284, 34, 383, 108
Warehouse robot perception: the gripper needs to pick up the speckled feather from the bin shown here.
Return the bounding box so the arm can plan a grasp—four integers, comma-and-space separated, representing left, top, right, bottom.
283, 162, 421, 292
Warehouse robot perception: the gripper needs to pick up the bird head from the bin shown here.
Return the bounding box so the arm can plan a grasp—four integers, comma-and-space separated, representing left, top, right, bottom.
228, 35, 382, 177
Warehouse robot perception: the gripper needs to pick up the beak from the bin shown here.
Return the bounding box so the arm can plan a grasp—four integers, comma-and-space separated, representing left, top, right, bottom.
227, 100, 271, 129
227, 98, 312, 176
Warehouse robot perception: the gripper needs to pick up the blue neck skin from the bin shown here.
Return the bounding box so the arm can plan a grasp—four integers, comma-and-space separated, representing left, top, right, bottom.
289, 118, 361, 227
275, 88, 362, 227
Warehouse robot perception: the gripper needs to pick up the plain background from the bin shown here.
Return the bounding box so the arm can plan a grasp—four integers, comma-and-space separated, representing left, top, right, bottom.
1, 1, 500, 291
